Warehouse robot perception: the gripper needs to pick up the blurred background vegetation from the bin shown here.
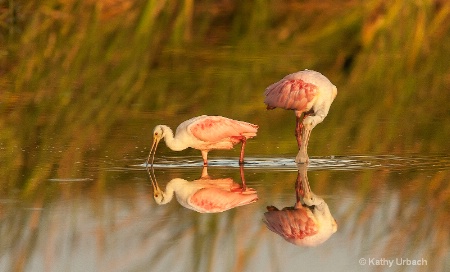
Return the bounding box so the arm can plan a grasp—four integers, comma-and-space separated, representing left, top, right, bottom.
1, 1, 450, 271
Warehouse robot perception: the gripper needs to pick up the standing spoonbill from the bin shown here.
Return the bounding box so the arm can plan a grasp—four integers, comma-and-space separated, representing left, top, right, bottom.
147, 115, 258, 166
264, 70, 337, 163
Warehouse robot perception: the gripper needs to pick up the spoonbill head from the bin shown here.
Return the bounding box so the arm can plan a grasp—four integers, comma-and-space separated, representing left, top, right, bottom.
148, 167, 166, 204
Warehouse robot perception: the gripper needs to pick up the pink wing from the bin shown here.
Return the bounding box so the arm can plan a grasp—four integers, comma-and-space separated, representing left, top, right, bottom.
189, 116, 258, 143
190, 187, 258, 213
263, 207, 318, 240
264, 77, 318, 112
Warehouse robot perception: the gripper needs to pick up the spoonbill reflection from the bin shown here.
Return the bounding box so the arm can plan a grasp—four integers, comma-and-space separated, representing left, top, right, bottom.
148, 166, 258, 213
263, 164, 337, 246
264, 70, 337, 163
147, 115, 258, 167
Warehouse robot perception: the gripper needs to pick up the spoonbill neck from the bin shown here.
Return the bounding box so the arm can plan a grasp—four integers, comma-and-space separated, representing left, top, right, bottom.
158, 183, 175, 204
157, 178, 188, 205
161, 126, 188, 151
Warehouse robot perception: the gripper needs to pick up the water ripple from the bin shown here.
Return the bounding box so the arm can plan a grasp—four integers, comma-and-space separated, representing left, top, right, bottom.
133, 154, 450, 171
48, 178, 93, 182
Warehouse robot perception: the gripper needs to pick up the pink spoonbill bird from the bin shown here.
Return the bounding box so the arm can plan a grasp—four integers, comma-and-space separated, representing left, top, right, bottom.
147, 115, 258, 166
263, 164, 337, 246
148, 166, 258, 213
264, 70, 337, 163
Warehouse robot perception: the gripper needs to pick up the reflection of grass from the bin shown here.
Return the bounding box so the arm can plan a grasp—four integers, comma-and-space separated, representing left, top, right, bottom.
2, 167, 448, 270
334, 168, 450, 271
1, 0, 450, 270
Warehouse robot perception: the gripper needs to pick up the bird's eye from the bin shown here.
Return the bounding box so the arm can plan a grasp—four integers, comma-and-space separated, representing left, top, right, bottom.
155, 132, 158, 136
155, 194, 158, 197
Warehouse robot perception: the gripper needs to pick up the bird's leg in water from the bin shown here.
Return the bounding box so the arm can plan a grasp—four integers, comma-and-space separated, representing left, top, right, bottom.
233, 164, 255, 192
295, 164, 317, 206
295, 114, 304, 150
295, 168, 304, 202
239, 137, 247, 165
296, 110, 314, 164
295, 165, 312, 202
239, 164, 247, 192
201, 150, 208, 166
200, 166, 210, 179
296, 126, 311, 164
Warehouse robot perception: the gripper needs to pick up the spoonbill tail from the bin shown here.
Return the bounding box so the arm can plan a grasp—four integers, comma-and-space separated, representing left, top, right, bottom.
148, 166, 258, 213
263, 164, 337, 246
147, 115, 258, 166
264, 70, 337, 163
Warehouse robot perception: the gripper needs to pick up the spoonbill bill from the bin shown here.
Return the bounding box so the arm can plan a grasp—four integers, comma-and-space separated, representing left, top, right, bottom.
148, 166, 258, 213
264, 70, 337, 163
263, 165, 337, 246
147, 115, 258, 166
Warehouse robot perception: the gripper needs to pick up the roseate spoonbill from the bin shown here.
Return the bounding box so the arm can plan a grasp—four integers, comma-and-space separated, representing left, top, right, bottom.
148, 166, 258, 213
263, 165, 337, 246
147, 115, 258, 167
264, 70, 337, 163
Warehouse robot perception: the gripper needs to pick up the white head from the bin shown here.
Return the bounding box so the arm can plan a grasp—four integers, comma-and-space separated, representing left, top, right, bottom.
302, 115, 320, 130
310, 201, 338, 238
302, 191, 324, 206
146, 125, 168, 167
152, 182, 165, 204
153, 125, 167, 140
147, 167, 169, 205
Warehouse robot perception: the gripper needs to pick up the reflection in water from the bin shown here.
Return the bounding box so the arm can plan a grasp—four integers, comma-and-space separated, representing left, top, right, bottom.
263, 164, 337, 246
148, 166, 258, 213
